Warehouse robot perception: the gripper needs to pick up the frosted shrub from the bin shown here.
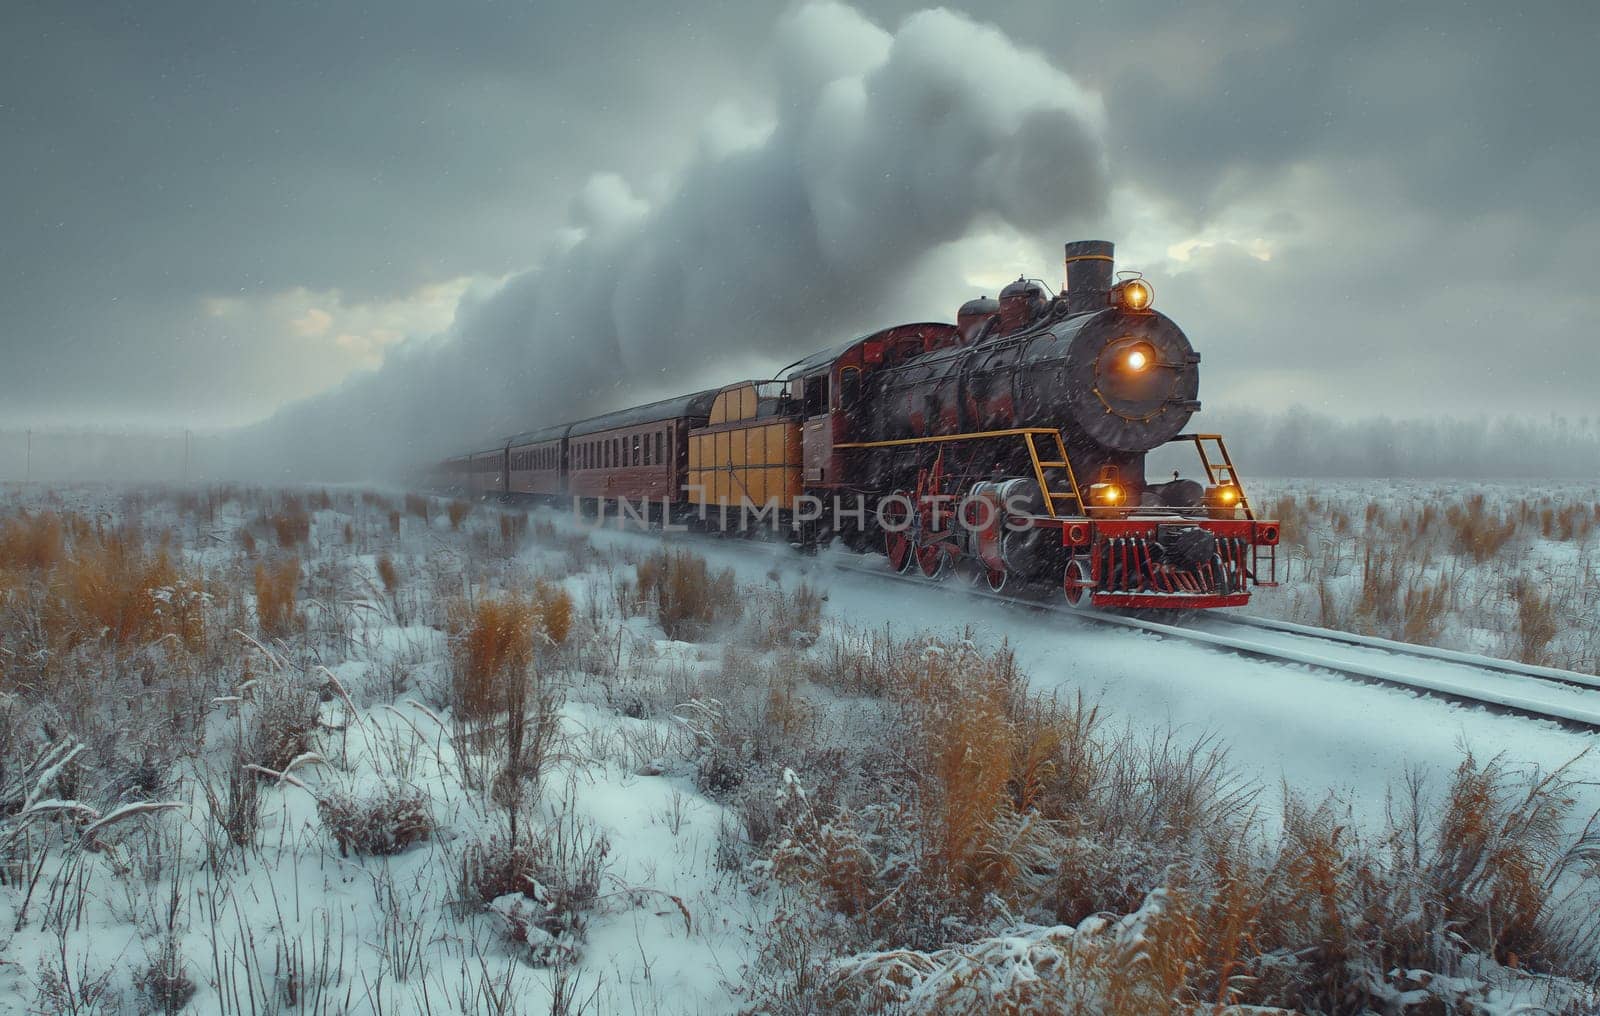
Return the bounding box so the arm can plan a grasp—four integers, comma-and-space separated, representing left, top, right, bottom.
316, 782, 433, 857
460, 816, 612, 967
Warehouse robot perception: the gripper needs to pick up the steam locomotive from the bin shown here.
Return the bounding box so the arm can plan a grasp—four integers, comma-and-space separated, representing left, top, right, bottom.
437, 240, 1279, 609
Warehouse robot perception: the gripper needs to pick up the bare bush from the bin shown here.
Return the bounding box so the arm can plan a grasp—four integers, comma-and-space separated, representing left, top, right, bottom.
316, 782, 433, 857
634, 548, 739, 640
460, 816, 612, 967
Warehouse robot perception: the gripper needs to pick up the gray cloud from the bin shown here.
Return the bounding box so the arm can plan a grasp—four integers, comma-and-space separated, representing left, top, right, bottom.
247, 2, 1112, 477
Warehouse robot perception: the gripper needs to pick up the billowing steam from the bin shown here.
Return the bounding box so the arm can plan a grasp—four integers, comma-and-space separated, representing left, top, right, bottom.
245, 2, 1110, 479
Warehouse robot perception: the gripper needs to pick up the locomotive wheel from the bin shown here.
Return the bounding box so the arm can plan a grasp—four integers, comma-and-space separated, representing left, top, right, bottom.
881, 495, 915, 573
984, 567, 1009, 593
1063, 557, 1094, 609
917, 542, 953, 580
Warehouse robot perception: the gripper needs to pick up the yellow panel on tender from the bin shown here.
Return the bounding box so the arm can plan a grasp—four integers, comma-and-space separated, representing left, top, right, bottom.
685, 418, 803, 509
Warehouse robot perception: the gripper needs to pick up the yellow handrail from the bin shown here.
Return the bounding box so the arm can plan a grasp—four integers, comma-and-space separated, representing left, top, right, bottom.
835, 427, 1082, 518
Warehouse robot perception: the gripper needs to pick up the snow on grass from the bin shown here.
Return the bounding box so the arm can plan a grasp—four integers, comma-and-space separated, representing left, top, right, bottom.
1, 481, 1597, 1014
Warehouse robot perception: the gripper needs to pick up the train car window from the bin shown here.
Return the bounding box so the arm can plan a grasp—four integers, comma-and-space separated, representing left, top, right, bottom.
643, 433, 651, 466
655, 431, 664, 465
803, 375, 829, 416
632, 434, 641, 465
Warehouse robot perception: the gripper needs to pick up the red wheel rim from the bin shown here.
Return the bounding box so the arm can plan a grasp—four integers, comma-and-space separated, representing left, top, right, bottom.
881, 494, 914, 573
985, 568, 1008, 593
917, 542, 951, 580
1063, 558, 1093, 608
885, 532, 914, 573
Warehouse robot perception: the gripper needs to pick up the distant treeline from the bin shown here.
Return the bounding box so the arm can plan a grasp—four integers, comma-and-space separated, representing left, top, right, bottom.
3, 413, 1598, 483
0, 428, 226, 484
1187, 410, 1600, 479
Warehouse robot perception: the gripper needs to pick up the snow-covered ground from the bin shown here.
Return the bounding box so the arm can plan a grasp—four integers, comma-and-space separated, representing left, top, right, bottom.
1247, 478, 1600, 673
580, 512, 1600, 839
1, 482, 1596, 1015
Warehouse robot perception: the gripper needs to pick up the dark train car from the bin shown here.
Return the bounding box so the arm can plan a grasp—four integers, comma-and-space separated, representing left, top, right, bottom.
438, 454, 473, 495
507, 424, 569, 497
466, 446, 507, 497
568, 391, 717, 502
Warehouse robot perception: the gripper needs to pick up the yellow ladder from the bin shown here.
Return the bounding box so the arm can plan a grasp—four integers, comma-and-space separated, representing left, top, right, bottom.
1024, 430, 1084, 518
1189, 433, 1256, 521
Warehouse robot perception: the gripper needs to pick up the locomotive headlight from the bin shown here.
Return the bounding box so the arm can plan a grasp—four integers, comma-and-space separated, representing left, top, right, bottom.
1115, 278, 1153, 311
1118, 341, 1157, 373
1204, 483, 1242, 518
1089, 482, 1124, 506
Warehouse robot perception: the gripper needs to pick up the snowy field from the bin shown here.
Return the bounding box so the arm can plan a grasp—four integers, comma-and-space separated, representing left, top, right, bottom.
1, 483, 1597, 1015
1247, 479, 1600, 674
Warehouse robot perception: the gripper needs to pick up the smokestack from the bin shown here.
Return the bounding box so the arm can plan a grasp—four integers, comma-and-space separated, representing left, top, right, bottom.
1063, 239, 1114, 314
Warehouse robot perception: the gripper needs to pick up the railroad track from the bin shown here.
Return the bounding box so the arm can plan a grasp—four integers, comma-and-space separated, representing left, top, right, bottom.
536, 511, 1600, 731
814, 553, 1600, 732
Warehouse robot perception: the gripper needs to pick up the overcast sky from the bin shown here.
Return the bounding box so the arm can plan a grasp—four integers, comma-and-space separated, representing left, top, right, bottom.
3, 2, 1597, 464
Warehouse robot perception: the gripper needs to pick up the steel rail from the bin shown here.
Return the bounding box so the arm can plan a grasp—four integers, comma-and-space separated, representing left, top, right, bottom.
820, 558, 1600, 732
1200, 613, 1600, 692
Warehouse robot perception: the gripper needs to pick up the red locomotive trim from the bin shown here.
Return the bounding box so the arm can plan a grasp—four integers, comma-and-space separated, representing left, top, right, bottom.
1091, 592, 1250, 608
1044, 516, 1278, 546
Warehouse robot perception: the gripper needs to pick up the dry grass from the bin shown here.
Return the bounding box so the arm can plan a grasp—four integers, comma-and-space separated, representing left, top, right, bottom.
1446, 493, 1519, 562
375, 554, 400, 595
499, 512, 528, 548
447, 500, 472, 530
405, 493, 431, 521
448, 585, 571, 719
58, 530, 205, 649
634, 548, 739, 640
744, 631, 1600, 1015
452, 597, 537, 719
1262, 483, 1600, 673
253, 557, 299, 638
271, 498, 311, 548
0, 510, 65, 571
1514, 578, 1559, 665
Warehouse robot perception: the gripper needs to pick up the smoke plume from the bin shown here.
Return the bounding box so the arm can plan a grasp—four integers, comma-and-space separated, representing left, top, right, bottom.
241, 2, 1110, 479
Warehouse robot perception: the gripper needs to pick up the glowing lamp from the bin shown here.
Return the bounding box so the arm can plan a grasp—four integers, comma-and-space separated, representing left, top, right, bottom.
1116, 278, 1153, 311
1089, 482, 1123, 507
1204, 483, 1243, 518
